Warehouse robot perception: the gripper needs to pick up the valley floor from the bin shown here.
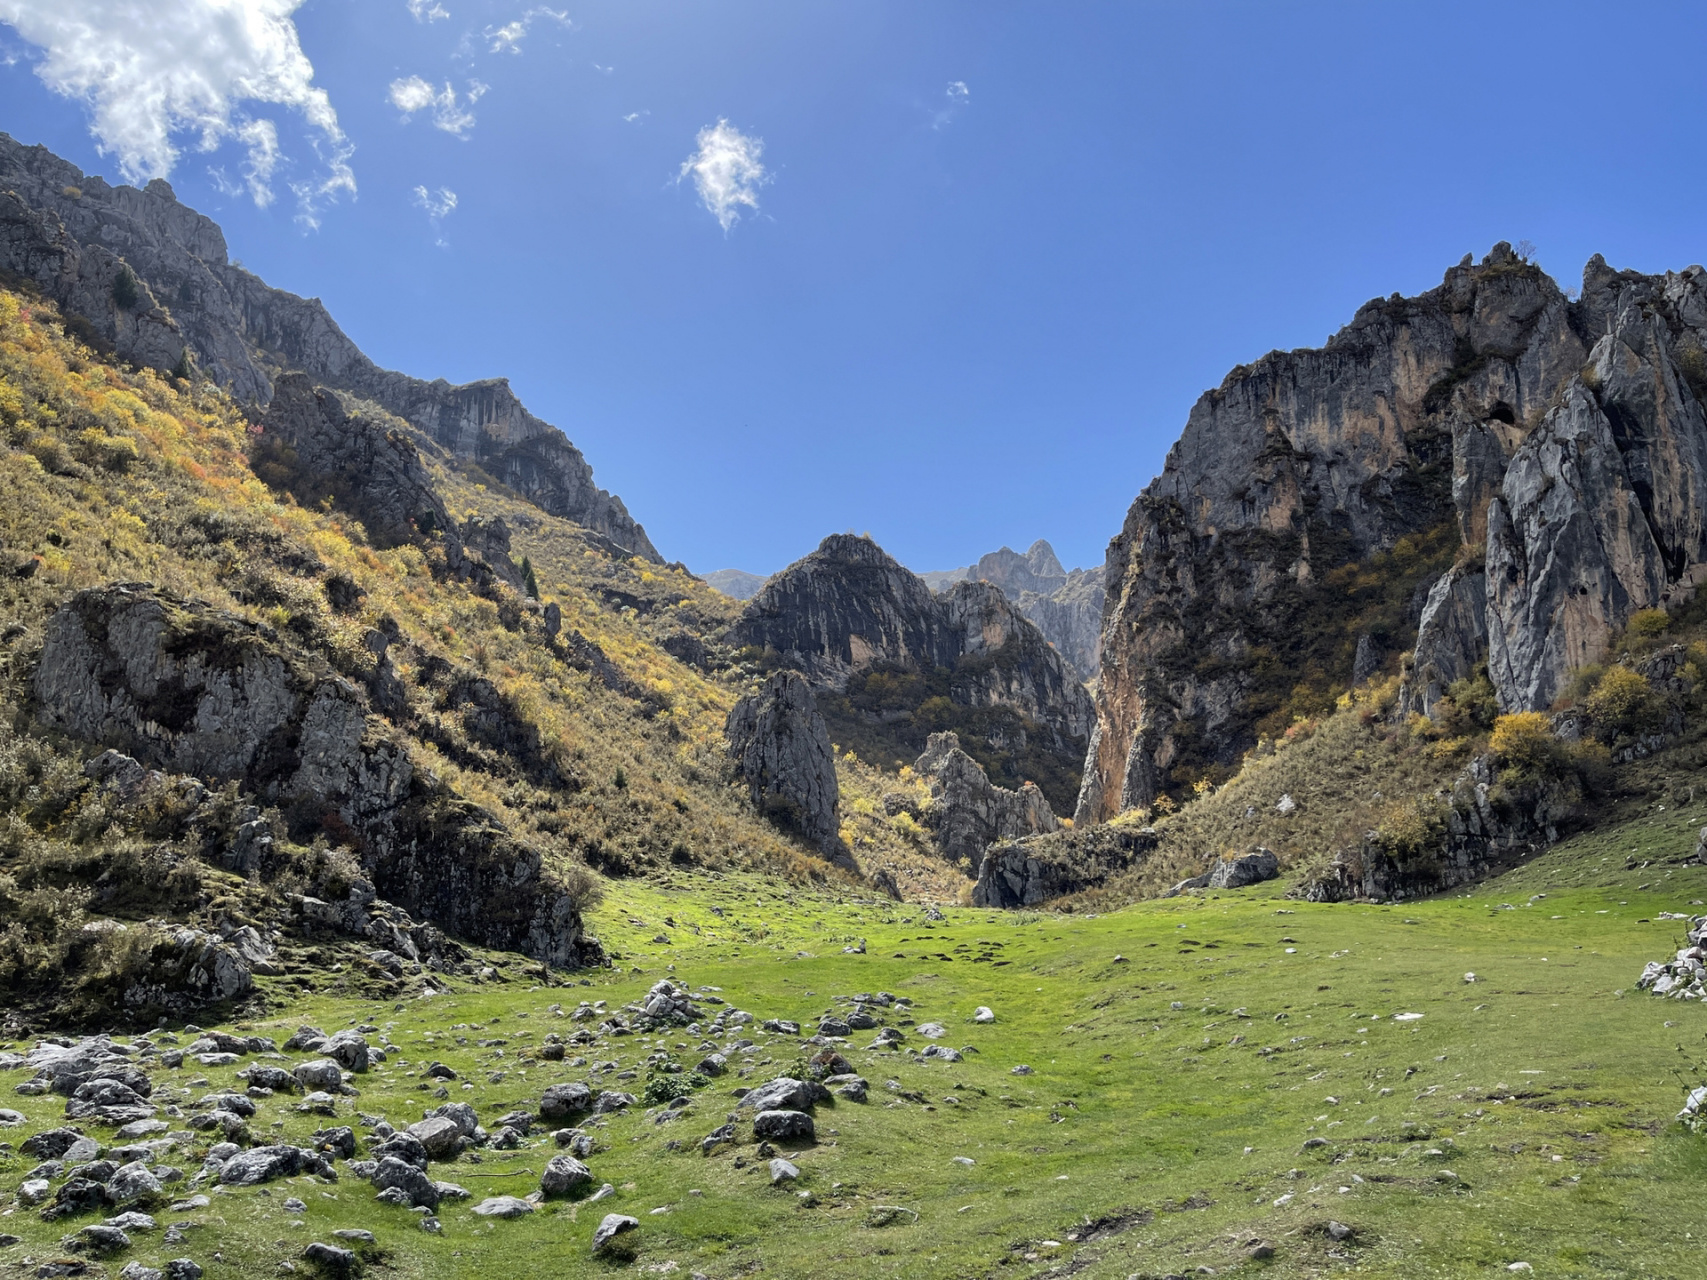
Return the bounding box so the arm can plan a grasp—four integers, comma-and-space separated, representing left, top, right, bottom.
5, 808, 1707, 1280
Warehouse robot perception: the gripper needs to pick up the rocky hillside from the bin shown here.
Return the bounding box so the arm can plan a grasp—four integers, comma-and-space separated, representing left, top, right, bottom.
921, 541, 1104, 681
0, 132, 659, 561
705, 569, 767, 600
729, 535, 1093, 810
1081, 243, 1707, 822
0, 278, 892, 1024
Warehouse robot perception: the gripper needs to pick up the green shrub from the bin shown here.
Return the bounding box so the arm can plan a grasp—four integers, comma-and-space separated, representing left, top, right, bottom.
1490, 712, 1566, 785
1627, 608, 1671, 639
1581, 665, 1662, 740
112, 265, 140, 311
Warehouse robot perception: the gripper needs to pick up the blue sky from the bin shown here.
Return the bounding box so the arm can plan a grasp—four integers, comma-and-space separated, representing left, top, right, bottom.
0, 1, 1704, 576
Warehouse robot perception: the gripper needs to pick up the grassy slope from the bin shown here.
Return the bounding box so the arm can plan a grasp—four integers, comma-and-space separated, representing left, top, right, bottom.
4, 814, 1705, 1279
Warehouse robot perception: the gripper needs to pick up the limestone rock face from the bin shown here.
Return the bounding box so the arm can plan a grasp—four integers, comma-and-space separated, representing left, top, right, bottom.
258, 374, 450, 549
33, 583, 594, 967
1406, 566, 1489, 715
913, 732, 1058, 876
731, 535, 956, 689
958, 542, 1105, 681
1486, 383, 1667, 711
725, 671, 847, 865
730, 535, 1092, 764
938, 582, 1095, 746
0, 133, 658, 561
1084, 245, 1707, 821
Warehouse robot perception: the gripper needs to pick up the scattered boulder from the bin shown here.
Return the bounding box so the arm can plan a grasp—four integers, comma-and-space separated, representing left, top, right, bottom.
1167, 847, 1280, 896
590, 1212, 638, 1254
769, 1157, 800, 1185
294, 1060, 344, 1092
219, 1146, 333, 1187
739, 1078, 828, 1113
471, 1196, 534, 1218
300, 1242, 356, 1276
539, 1081, 592, 1120
406, 1116, 464, 1161
752, 1110, 815, 1143
323, 1032, 369, 1073
539, 1154, 592, 1198
371, 1155, 439, 1209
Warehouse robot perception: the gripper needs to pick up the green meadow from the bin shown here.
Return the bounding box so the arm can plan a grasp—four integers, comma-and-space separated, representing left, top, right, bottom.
4, 808, 1707, 1280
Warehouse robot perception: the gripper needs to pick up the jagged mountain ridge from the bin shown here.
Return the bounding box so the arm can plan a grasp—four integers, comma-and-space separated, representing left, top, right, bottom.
0, 132, 660, 561
921, 540, 1105, 681
729, 534, 1094, 811
1081, 242, 1707, 823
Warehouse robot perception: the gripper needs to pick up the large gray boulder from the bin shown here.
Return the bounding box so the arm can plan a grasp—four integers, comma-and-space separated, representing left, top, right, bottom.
725, 671, 848, 865
914, 732, 1058, 877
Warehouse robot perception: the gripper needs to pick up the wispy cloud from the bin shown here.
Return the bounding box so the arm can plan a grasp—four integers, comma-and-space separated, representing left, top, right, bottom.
933, 79, 970, 129
678, 118, 768, 233
485, 6, 570, 54
388, 75, 486, 138
412, 184, 457, 246
592, 62, 613, 74
622, 109, 648, 124
406, 0, 448, 20
0, 0, 354, 222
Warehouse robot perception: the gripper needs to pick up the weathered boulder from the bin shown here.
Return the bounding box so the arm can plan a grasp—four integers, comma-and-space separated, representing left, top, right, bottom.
219, 1146, 333, 1187
752, 1110, 815, 1142
539, 1154, 592, 1198
973, 824, 1158, 908
725, 670, 848, 865
539, 1081, 592, 1121
1166, 847, 1280, 896
590, 1212, 638, 1253
738, 1078, 830, 1113
371, 1155, 439, 1209
914, 732, 1059, 876
406, 1116, 464, 1161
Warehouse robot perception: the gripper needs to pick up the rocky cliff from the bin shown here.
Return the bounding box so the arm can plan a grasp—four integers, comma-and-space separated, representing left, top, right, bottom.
1082, 243, 1707, 824
725, 671, 851, 869
0, 132, 659, 560
32, 583, 595, 968
729, 535, 1094, 810
913, 731, 1058, 876
923, 541, 1105, 681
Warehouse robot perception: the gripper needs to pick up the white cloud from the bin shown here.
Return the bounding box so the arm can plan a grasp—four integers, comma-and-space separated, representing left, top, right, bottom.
678, 118, 768, 232
592, 62, 612, 74
388, 76, 485, 138
412, 183, 456, 245
0, 0, 354, 220
622, 110, 648, 124
406, 0, 448, 20
485, 6, 570, 54
933, 79, 969, 129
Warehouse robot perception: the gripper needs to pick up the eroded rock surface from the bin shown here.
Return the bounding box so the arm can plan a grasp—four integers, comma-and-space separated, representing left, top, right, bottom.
33, 583, 594, 967
1085, 245, 1707, 820
725, 671, 848, 866
914, 732, 1057, 876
